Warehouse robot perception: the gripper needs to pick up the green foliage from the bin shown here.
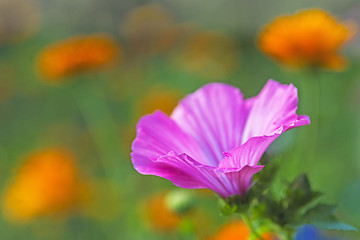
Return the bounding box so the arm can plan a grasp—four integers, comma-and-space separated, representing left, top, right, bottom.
220, 159, 357, 239
286, 174, 322, 207
262, 173, 357, 232
302, 204, 358, 231
219, 194, 253, 216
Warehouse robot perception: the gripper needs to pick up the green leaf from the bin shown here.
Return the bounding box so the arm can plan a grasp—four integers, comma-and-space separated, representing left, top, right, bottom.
310, 221, 358, 231
302, 204, 358, 231
302, 203, 337, 221
286, 174, 322, 207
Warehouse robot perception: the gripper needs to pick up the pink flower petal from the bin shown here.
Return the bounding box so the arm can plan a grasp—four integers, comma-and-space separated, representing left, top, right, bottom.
131, 80, 310, 198
171, 83, 250, 166
219, 115, 310, 168
132, 151, 209, 189
131, 111, 206, 164
133, 150, 244, 197
222, 165, 264, 197
241, 79, 306, 142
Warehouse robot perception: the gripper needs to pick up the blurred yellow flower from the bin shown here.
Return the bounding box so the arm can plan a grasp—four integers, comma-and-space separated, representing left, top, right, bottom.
258, 9, 356, 70
177, 30, 239, 80
37, 34, 120, 81
2, 148, 88, 222
142, 192, 181, 232
122, 4, 180, 55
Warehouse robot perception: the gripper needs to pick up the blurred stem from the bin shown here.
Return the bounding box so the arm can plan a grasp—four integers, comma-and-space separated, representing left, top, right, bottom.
313, 73, 321, 154
70, 76, 124, 180
282, 228, 294, 240
241, 212, 264, 240
178, 217, 197, 240
289, 70, 321, 175
304, 70, 321, 167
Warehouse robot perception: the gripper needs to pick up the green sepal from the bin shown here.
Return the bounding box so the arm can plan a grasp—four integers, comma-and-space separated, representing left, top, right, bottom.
286, 174, 322, 207
219, 198, 238, 216
219, 193, 254, 216
301, 204, 358, 231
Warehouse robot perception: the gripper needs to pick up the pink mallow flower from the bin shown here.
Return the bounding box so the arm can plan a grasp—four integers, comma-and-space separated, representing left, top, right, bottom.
131, 80, 310, 198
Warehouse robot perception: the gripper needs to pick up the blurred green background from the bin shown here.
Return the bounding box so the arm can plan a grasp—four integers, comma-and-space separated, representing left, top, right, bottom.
0, 0, 360, 239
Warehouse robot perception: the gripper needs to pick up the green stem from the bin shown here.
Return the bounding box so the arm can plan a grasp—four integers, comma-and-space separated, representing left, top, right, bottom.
312, 74, 321, 153
304, 71, 321, 168
241, 213, 264, 240
289, 71, 321, 173
70, 77, 125, 181
283, 228, 295, 240
278, 70, 322, 179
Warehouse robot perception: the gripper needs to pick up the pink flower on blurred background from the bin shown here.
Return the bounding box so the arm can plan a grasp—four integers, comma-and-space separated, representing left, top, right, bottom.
131, 80, 310, 198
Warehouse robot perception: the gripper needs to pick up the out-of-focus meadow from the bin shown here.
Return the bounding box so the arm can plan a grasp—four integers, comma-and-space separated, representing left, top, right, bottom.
0, 0, 360, 239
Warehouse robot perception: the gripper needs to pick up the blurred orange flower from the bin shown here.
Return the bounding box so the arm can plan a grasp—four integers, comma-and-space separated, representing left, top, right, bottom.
142, 192, 181, 232
209, 220, 277, 240
38, 34, 120, 81
258, 9, 356, 70
2, 148, 88, 222
122, 4, 180, 56
210, 221, 250, 240
120, 87, 182, 154
177, 30, 239, 80
136, 86, 182, 116
262, 232, 279, 240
